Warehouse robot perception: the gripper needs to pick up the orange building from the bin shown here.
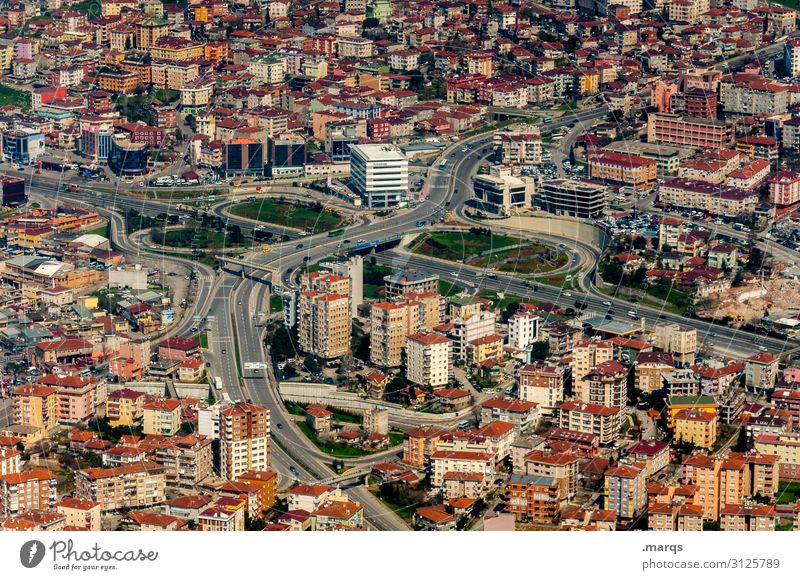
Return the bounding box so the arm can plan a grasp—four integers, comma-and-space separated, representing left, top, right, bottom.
237, 469, 278, 513
403, 426, 449, 468
588, 151, 658, 192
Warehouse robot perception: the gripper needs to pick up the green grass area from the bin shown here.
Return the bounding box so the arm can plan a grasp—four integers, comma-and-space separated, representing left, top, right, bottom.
329, 408, 362, 424
477, 289, 526, 311
388, 431, 404, 446
532, 267, 582, 289
160, 228, 251, 250
229, 200, 346, 232
284, 401, 305, 416
644, 283, 691, 311
472, 247, 568, 275
438, 279, 465, 296
83, 222, 110, 238
146, 190, 208, 200
296, 421, 371, 458
369, 488, 416, 523
776, 518, 794, 531
269, 294, 283, 313
412, 231, 524, 263
777, 480, 800, 499
363, 283, 382, 299
195, 332, 208, 349
0, 84, 31, 110
772, 0, 800, 10
72, 0, 100, 13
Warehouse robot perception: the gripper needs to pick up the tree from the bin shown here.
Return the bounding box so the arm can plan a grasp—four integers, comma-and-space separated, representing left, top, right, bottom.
303, 354, 322, 374
745, 246, 765, 273
362, 17, 379, 28
529, 340, 549, 361
632, 236, 647, 251
501, 301, 521, 323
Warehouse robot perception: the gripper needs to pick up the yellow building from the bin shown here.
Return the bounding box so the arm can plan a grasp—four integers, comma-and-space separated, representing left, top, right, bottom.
142, 399, 181, 436
665, 395, 718, 429
12, 385, 59, 430
106, 388, 146, 428
674, 409, 717, 450
468, 333, 504, 366
577, 70, 600, 96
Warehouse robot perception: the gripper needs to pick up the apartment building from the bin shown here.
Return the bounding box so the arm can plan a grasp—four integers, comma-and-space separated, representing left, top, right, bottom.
480, 397, 539, 433
55, 497, 101, 531
506, 474, 561, 522
403, 426, 449, 468
647, 113, 731, 149
719, 76, 789, 116
588, 151, 657, 192
370, 301, 420, 367
604, 463, 646, 520
430, 450, 494, 488
518, 362, 565, 414
627, 440, 670, 477
649, 503, 704, 531
219, 402, 270, 480
298, 291, 351, 360
106, 388, 146, 427
768, 171, 800, 207
0, 448, 20, 477
383, 269, 438, 300
585, 359, 628, 410
142, 399, 181, 436
635, 352, 675, 393
558, 400, 620, 445
675, 409, 718, 450
571, 340, 613, 403
154, 434, 213, 488
682, 453, 721, 521
0, 469, 57, 517
448, 310, 496, 361
754, 433, 800, 480
522, 449, 581, 500
745, 352, 779, 392
75, 462, 166, 511
406, 332, 452, 388
12, 385, 58, 430
720, 504, 777, 531
497, 132, 542, 166
507, 311, 541, 354
653, 323, 697, 366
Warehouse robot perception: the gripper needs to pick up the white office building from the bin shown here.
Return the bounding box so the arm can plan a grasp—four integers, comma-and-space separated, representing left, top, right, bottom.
350, 144, 409, 208
320, 255, 363, 318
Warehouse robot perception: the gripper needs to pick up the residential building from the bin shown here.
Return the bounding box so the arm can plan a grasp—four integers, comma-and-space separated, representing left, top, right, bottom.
480, 397, 539, 433
75, 462, 166, 512
675, 409, 718, 450
518, 362, 565, 414
647, 113, 731, 149
604, 463, 647, 520
219, 403, 270, 480
472, 170, 535, 215
506, 474, 561, 522
142, 399, 181, 436
571, 340, 613, 403
0, 469, 57, 517
370, 301, 420, 367
406, 332, 452, 388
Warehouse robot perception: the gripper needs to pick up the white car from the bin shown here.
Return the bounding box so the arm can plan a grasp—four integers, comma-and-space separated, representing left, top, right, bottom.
450, 271, 460, 277
603, 301, 612, 306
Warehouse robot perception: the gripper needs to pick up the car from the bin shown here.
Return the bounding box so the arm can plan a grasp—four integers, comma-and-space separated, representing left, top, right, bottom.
238, 300, 242, 305
277, 423, 283, 429
289, 466, 300, 476
296, 244, 304, 249
564, 292, 572, 297
709, 332, 717, 337
659, 314, 667, 319
343, 239, 351, 244
602, 301, 612, 306
221, 348, 227, 354
759, 346, 769, 352
450, 271, 460, 276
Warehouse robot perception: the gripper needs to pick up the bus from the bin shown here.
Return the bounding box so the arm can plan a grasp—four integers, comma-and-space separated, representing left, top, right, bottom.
415, 219, 426, 227
542, 116, 553, 124
328, 228, 345, 237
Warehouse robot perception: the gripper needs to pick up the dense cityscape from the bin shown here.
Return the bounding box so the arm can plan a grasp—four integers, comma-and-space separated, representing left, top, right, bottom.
1, 0, 800, 534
